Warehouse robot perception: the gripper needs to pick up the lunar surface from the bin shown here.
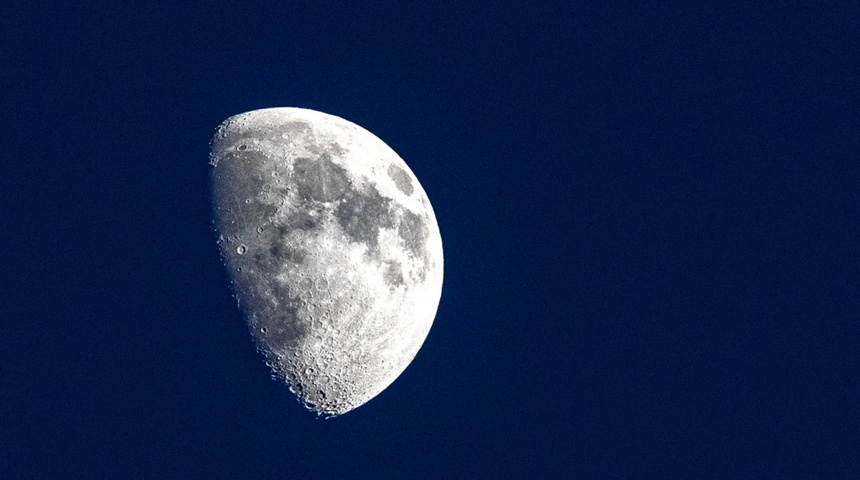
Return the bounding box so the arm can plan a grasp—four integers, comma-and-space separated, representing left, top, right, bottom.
209, 108, 443, 417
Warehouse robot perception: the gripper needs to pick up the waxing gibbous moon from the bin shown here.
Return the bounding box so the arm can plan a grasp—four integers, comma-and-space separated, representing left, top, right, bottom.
209, 107, 443, 417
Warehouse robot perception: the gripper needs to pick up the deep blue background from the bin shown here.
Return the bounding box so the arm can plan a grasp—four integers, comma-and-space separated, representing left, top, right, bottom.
3, 1, 858, 478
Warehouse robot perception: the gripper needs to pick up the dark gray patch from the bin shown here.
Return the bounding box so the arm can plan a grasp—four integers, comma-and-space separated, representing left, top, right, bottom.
335, 185, 394, 249
387, 164, 413, 195
285, 209, 324, 232
251, 252, 270, 270
259, 225, 310, 265
327, 142, 347, 157
240, 275, 309, 348
398, 209, 428, 258
398, 209, 430, 282
293, 154, 350, 202
383, 261, 405, 287
276, 186, 291, 198
268, 242, 306, 265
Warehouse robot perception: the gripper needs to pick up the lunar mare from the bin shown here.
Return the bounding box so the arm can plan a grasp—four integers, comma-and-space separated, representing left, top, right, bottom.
209, 108, 443, 417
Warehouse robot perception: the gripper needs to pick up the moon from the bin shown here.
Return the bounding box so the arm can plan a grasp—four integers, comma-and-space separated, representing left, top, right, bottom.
209, 108, 443, 417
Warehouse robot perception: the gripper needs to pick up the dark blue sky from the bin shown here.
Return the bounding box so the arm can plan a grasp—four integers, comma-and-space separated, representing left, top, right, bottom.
3, 2, 858, 478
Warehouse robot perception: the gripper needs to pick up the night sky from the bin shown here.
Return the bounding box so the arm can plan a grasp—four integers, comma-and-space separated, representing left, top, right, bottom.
4, 2, 859, 478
